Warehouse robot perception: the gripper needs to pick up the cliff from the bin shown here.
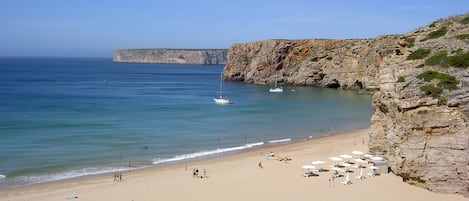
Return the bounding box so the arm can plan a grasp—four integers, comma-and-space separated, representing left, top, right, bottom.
224, 14, 469, 196
113, 49, 228, 65
224, 38, 398, 91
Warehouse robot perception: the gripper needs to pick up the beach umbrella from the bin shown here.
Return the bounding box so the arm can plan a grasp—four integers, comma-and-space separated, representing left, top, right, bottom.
312, 160, 326, 165
329, 157, 343, 161
369, 166, 379, 170
340, 163, 352, 167
302, 165, 316, 170
331, 167, 342, 171
352, 150, 364, 155
356, 166, 365, 180
363, 154, 373, 158
340, 154, 353, 159
312, 160, 326, 170
371, 156, 384, 161
354, 158, 367, 164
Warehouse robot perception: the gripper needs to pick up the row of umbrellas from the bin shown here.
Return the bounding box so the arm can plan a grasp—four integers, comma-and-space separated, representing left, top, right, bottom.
302, 150, 384, 185
302, 150, 383, 172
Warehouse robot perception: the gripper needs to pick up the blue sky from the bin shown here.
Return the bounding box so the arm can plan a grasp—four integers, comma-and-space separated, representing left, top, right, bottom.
1, 0, 468, 57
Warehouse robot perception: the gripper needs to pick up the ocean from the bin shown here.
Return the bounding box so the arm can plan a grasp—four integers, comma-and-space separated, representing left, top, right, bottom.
0, 57, 373, 189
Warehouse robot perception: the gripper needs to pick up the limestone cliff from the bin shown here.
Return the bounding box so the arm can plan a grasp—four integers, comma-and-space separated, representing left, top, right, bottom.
113, 49, 227, 65
224, 14, 469, 196
225, 37, 400, 91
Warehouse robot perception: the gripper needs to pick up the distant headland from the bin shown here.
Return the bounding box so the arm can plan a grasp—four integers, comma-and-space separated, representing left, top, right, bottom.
113, 48, 228, 65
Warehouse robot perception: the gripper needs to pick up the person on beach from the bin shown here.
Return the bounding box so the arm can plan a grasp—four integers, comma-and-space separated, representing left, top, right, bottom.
192, 169, 197, 178
258, 160, 263, 168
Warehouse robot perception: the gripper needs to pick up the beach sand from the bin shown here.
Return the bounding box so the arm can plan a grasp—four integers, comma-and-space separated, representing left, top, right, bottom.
0, 129, 466, 201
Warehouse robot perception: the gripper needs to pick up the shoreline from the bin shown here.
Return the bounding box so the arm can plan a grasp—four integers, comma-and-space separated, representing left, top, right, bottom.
0, 127, 361, 191
1, 129, 466, 201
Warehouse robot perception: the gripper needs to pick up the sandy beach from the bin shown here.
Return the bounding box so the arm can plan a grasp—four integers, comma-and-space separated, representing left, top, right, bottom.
0, 129, 466, 201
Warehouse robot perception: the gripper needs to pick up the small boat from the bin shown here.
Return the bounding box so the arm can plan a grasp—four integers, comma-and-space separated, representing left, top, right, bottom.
213, 96, 231, 105
269, 79, 283, 93
213, 73, 232, 104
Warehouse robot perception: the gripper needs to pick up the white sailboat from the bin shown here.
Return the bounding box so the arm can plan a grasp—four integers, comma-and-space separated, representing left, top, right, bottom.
269, 79, 283, 93
213, 73, 232, 104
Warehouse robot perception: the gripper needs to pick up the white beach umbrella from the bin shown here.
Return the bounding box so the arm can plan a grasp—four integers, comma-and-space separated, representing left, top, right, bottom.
354, 158, 368, 164
371, 156, 384, 161
341, 163, 352, 167
329, 157, 343, 161
363, 154, 373, 158
357, 166, 365, 180
340, 154, 353, 159
312, 160, 326, 165
331, 167, 342, 171
369, 166, 379, 170
352, 150, 364, 155
302, 165, 316, 170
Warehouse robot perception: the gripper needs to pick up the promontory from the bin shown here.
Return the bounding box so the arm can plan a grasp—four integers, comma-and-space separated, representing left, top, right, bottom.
113, 48, 228, 65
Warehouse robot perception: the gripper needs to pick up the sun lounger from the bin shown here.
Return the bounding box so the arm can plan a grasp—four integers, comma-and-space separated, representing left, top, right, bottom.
303, 172, 319, 177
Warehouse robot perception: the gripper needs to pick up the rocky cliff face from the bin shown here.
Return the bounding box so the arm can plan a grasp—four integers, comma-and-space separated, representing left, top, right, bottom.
113, 49, 227, 65
225, 37, 402, 92
224, 15, 469, 196
368, 15, 469, 196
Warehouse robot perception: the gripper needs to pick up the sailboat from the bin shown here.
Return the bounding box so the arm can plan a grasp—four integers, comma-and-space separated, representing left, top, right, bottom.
213, 73, 232, 104
269, 79, 283, 93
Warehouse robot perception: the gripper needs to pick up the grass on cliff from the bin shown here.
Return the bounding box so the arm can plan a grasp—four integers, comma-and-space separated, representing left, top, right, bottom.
461, 16, 469, 24
418, 70, 458, 102
421, 27, 448, 41
417, 70, 459, 90
407, 48, 431, 60
456, 34, 469, 40
420, 84, 443, 96
425, 50, 469, 68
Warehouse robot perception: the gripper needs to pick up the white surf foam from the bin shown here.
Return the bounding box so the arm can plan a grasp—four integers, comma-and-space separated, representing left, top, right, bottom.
268, 138, 291, 143
13, 166, 136, 186
152, 142, 265, 164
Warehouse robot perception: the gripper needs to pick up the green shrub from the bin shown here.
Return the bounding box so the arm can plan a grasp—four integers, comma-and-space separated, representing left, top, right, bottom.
420, 84, 443, 96
425, 50, 469, 69
448, 52, 469, 68
417, 70, 459, 90
456, 34, 469, 40
407, 48, 431, 60
461, 16, 469, 24
397, 77, 405, 83
425, 50, 449, 67
423, 27, 448, 41
437, 76, 459, 90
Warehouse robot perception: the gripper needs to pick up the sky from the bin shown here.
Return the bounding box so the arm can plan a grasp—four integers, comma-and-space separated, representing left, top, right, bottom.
0, 0, 468, 58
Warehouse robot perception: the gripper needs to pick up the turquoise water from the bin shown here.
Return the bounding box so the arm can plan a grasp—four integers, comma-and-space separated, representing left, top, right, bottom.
0, 57, 373, 188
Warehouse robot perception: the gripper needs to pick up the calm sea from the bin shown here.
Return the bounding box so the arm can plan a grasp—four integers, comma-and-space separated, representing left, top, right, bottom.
0, 57, 373, 189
